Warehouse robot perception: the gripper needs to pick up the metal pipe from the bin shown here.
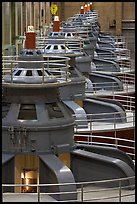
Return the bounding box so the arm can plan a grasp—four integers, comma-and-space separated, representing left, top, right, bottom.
42, 62, 44, 83
119, 180, 122, 202
37, 185, 40, 202
81, 184, 84, 202
11, 61, 13, 83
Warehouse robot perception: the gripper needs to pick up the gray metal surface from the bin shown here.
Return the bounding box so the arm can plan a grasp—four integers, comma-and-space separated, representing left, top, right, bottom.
89, 72, 123, 91
83, 41, 95, 58
97, 41, 115, 49
2, 101, 75, 153
92, 58, 120, 72
59, 67, 86, 100
39, 153, 77, 201
71, 149, 135, 189
3, 45, 16, 56
2, 153, 15, 165
18, 49, 43, 68
2, 155, 14, 192
75, 144, 135, 171
63, 100, 88, 128
75, 55, 92, 73
4, 68, 57, 84
83, 97, 127, 123
42, 44, 74, 55
85, 77, 94, 93
96, 48, 117, 60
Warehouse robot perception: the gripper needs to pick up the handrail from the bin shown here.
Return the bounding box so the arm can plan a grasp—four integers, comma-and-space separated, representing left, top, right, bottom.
2, 56, 71, 85
2, 176, 135, 202
74, 110, 135, 129
73, 95, 135, 144
36, 37, 84, 53
74, 133, 135, 159
85, 74, 135, 95
92, 58, 135, 73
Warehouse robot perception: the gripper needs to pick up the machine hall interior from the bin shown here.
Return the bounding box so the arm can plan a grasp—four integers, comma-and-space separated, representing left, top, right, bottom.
2, 2, 135, 202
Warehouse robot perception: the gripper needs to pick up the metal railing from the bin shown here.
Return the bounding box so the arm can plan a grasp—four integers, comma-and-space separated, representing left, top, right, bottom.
74, 95, 135, 160
116, 48, 130, 59
2, 176, 135, 202
96, 49, 131, 61
74, 133, 135, 160
85, 73, 135, 95
35, 37, 84, 53
74, 109, 135, 130
114, 36, 127, 48
2, 56, 71, 85
73, 94, 135, 131
118, 59, 135, 73
93, 59, 135, 74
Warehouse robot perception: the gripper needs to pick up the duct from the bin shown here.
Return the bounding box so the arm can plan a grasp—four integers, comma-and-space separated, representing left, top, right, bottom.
63, 100, 88, 128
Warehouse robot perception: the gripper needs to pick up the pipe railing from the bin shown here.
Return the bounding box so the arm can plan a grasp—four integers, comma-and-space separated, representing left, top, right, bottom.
2, 56, 71, 84
73, 94, 135, 132
118, 59, 135, 73
74, 133, 135, 160
2, 176, 135, 202
115, 48, 130, 58
85, 75, 135, 95
35, 37, 84, 53
73, 109, 135, 130
93, 60, 134, 73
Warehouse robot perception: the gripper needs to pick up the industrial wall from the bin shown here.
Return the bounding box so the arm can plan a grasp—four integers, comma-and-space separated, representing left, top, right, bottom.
2, 2, 135, 59
58, 2, 135, 33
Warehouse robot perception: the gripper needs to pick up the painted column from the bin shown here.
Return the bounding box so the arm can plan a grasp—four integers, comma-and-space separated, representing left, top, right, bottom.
15, 2, 19, 55
25, 2, 28, 31
2, 3, 5, 54
46, 2, 51, 26
20, 2, 23, 35
115, 2, 122, 35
